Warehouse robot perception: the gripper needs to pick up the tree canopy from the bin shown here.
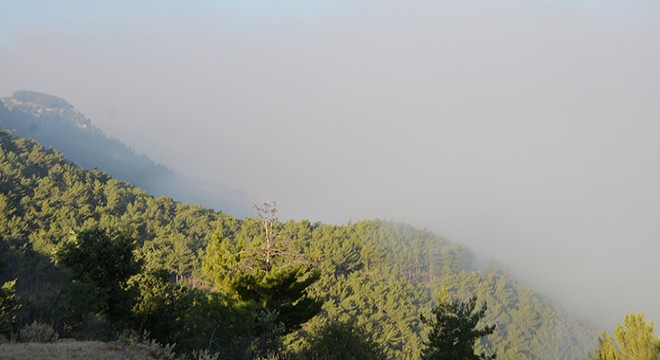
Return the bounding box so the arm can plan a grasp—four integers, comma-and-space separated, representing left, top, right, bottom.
54, 227, 142, 326
203, 200, 322, 357
421, 290, 496, 360
590, 313, 660, 360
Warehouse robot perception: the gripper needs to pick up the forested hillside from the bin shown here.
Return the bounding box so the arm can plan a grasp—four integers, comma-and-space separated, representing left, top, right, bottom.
0, 128, 596, 358
0, 90, 251, 216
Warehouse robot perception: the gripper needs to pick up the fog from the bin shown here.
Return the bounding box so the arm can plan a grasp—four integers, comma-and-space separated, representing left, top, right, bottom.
2, 1, 660, 329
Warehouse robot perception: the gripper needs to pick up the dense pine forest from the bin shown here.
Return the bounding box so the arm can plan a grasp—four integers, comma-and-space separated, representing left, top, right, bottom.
0, 124, 600, 359
4, 0, 660, 353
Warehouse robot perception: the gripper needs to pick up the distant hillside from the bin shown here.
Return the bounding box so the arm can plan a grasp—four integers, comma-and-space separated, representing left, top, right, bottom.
0, 90, 251, 217
0, 129, 598, 359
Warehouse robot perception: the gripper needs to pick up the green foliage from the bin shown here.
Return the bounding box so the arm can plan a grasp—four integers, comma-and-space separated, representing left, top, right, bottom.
230, 264, 322, 332
175, 289, 253, 356
203, 202, 322, 358
0, 280, 20, 335
250, 310, 286, 359
18, 321, 59, 343
54, 227, 142, 327
590, 331, 620, 360
131, 269, 189, 345
299, 319, 387, 360
1, 90, 250, 216
0, 128, 598, 359
421, 291, 496, 360
129, 269, 253, 355
614, 313, 660, 360
204, 202, 322, 330
590, 313, 660, 360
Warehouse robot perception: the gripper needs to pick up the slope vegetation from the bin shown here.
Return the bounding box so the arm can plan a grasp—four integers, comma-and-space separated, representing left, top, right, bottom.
0, 128, 596, 359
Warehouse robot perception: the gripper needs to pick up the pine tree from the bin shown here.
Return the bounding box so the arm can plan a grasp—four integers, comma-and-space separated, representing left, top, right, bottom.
421, 290, 496, 360
301, 320, 387, 360
590, 331, 620, 360
203, 201, 321, 357
590, 313, 660, 360
54, 227, 142, 327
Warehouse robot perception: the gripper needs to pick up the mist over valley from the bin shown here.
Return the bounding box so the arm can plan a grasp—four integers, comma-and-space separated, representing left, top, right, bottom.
2, 1, 660, 358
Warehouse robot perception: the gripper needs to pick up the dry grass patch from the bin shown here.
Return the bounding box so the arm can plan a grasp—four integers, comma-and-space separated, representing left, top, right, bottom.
0, 340, 165, 360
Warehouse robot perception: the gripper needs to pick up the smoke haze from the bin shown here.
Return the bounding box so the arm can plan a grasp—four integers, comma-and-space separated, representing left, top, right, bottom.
2, 1, 660, 329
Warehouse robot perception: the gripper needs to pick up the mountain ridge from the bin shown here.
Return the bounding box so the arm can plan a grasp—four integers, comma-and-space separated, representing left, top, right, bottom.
0, 90, 252, 217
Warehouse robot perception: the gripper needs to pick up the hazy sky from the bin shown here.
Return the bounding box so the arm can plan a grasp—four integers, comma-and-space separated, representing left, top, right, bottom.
2, 1, 660, 329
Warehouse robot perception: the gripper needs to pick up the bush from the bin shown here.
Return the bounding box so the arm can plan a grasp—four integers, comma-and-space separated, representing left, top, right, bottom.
190, 349, 220, 360
300, 319, 386, 360
118, 330, 179, 360
18, 321, 59, 343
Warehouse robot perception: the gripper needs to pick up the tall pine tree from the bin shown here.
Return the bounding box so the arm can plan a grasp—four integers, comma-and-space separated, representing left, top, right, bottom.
590, 313, 660, 360
203, 200, 321, 357
421, 289, 496, 360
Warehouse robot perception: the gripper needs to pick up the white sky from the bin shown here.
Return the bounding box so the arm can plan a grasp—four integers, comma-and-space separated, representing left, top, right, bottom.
2, 0, 660, 330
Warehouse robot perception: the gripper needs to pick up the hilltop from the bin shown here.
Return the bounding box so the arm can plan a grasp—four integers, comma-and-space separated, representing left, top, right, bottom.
0, 90, 251, 217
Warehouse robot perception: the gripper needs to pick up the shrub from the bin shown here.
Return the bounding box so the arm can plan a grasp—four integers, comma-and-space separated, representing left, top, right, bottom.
300, 319, 386, 360
18, 321, 59, 343
137, 337, 177, 360
190, 349, 220, 360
